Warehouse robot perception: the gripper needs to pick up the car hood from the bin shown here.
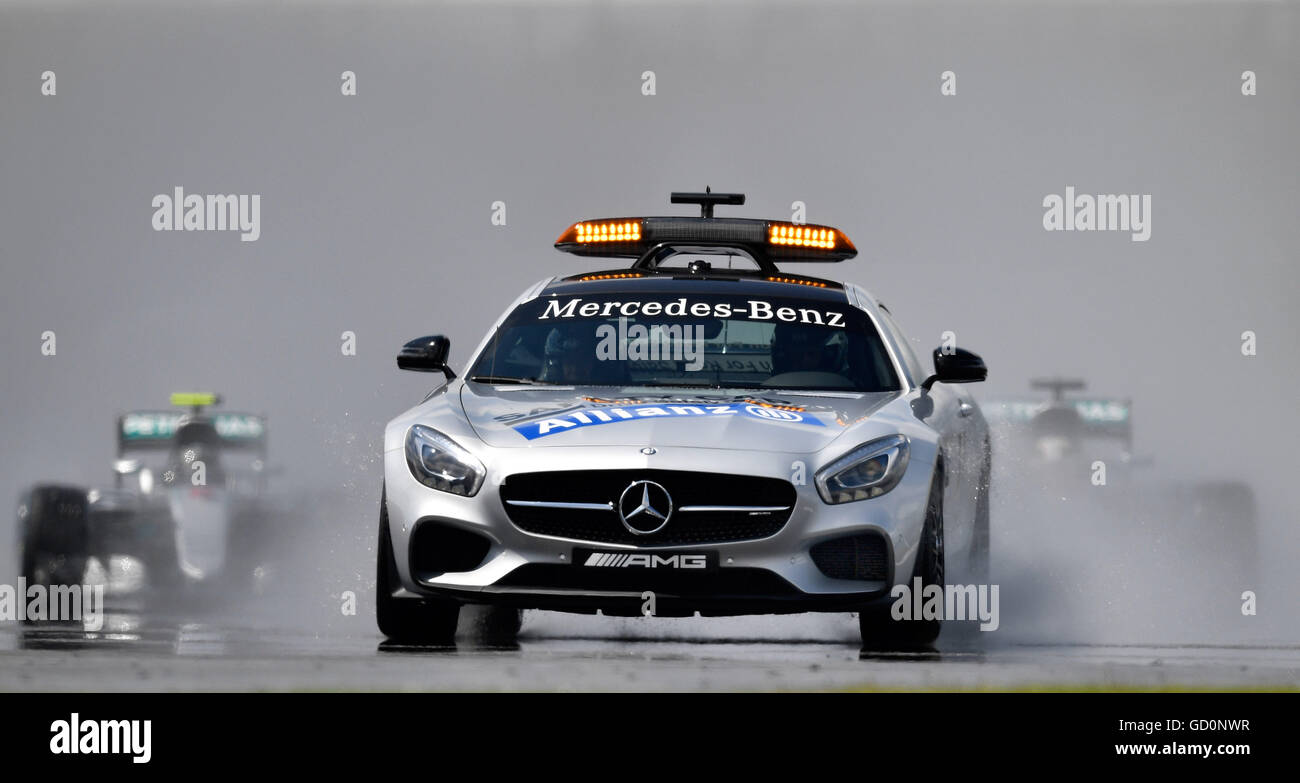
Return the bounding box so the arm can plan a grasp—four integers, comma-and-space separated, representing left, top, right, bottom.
460, 383, 902, 453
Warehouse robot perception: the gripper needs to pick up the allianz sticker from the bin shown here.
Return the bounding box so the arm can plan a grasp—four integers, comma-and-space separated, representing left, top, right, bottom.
512, 403, 824, 440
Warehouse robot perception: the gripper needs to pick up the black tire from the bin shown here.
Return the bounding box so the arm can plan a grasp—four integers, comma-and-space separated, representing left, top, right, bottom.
18, 485, 90, 597
376, 491, 459, 643
860, 466, 945, 647
476, 606, 523, 645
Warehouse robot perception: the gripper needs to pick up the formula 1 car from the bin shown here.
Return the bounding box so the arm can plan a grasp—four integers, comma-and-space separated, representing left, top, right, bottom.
378, 191, 992, 645
17, 393, 277, 598
985, 378, 1258, 573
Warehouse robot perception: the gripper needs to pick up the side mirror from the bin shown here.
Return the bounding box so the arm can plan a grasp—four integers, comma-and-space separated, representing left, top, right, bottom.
397, 335, 456, 380
922, 347, 987, 390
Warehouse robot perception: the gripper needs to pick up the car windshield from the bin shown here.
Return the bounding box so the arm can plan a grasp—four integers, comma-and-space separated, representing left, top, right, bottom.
468, 292, 902, 392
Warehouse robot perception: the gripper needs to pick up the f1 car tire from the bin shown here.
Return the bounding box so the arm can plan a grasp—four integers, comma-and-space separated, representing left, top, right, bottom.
17, 485, 90, 601
376, 489, 459, 643
860, 464, 945, 647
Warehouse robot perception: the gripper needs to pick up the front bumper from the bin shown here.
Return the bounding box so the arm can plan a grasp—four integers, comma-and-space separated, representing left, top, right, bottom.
384, 442, 936, 616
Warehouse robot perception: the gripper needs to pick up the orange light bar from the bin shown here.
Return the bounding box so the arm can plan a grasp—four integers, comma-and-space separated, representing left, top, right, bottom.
575, 272, 645, 281
768, 223, 838, 250
766, 275, 828, 288
571, 220, 642, 244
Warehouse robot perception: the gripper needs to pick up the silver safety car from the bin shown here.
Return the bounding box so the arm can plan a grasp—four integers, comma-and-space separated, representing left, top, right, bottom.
378, 191, 992, 645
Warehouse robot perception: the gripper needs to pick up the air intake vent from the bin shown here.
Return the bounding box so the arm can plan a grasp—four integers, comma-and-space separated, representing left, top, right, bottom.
810, 533, 888, 581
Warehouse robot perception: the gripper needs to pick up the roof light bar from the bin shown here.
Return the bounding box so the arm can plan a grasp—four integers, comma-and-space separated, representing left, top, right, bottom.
554, 192, 858, 271
565, 220, 643, 244
768, 223, 838, 250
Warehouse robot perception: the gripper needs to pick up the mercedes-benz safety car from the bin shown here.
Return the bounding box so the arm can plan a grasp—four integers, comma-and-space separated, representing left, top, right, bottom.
379, 191, 991, 645
17, 393, 278, 602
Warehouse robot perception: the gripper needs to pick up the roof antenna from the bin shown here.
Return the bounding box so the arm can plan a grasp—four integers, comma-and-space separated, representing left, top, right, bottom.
670, 188, 746, 218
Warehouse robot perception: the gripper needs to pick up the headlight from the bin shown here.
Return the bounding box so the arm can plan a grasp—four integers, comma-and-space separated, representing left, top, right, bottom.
405, 425, 485, 497
816, 434, 910, 504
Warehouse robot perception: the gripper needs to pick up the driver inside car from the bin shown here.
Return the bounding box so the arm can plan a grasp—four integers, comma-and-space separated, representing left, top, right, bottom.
770, 322, 834, 376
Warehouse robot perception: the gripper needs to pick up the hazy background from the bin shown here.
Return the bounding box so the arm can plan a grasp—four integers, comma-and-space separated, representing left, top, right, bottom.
1, 0, 1296, 644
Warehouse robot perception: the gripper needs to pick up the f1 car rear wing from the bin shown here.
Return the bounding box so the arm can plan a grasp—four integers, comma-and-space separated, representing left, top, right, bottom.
984, 398, 1132, 444
554, 190, 857, 273
117, 411, 267, 454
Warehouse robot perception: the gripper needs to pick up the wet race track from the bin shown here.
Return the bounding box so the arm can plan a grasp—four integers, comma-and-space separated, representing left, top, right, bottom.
3, 477, 1298, 693
4, 604, 1299, 692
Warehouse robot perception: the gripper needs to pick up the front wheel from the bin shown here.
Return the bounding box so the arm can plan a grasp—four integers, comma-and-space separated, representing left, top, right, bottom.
860, 467, 945, 647
18, 485, 90, 600
475, 606, 523, 645
376, 491, 459, 643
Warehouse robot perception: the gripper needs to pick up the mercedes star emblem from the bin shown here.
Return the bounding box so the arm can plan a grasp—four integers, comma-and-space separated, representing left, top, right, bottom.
617, 480, 673, 535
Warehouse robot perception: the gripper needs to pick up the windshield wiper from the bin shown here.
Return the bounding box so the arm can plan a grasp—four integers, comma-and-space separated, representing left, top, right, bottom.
644, 382, 762, 390
467, 375, 545, 385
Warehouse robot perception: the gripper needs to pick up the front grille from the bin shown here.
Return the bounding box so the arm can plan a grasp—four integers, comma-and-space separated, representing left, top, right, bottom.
496, 564, 799, 597
499, 469, 796, 545
810, 533, 889, 581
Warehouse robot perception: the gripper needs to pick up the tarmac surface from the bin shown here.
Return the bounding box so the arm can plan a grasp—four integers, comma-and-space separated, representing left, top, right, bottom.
3, 603, 1297, 692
